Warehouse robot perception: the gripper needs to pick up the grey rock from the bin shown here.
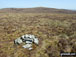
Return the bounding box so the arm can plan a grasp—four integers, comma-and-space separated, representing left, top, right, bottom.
14, 34, 39, 50
14, 38, 23, 45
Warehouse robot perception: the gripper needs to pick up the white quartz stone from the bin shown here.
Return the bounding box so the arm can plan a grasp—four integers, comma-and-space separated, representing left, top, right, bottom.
29, 47, 33, 50
15, 38, 23, 44
22, 44, 32, 48
34, 38, 39, 45
14, 34, 39, 50
26, 41, 32, 44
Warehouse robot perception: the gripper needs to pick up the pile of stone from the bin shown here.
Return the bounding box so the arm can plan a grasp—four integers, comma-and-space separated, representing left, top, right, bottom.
14, 34, 39, 50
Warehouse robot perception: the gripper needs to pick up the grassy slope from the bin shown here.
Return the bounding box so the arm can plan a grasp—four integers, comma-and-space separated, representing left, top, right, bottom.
0, 7, 76, 14
0, 13, 76, 57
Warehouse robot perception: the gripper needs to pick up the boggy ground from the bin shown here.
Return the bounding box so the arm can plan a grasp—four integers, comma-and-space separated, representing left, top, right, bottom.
0, 13, 76, 57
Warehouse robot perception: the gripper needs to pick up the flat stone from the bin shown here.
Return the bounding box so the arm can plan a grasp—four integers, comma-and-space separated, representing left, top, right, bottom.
22, 44, 32, 48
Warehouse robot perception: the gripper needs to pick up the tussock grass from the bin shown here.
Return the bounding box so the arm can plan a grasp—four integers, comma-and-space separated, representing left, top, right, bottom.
0, 13, 76, 57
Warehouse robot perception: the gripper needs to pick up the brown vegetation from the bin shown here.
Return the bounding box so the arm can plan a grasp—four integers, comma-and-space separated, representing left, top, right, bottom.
0, 8, 76, 57
0, 7, 76, 14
